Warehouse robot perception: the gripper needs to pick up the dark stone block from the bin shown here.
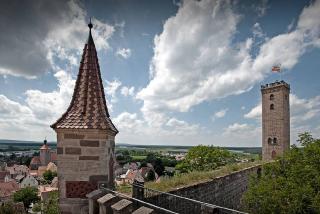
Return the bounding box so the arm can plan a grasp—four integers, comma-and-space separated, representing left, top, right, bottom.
79, 156, 99, 160
89, 175, 108, 184
65, 147, 81, 155
80, 140, 99, 147
64, 133, 85, 139
57, 147, 63, 154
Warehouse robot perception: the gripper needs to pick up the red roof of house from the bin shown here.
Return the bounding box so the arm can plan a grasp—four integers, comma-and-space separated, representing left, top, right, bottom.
0, 181, 19, 198
30, 156, 41, 165
50, 22, 117, 133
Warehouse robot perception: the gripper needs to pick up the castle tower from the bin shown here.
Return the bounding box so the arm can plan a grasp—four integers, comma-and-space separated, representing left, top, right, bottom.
51, 21, 118, 214
40, 139, 50, 166
261, 80, 290, 161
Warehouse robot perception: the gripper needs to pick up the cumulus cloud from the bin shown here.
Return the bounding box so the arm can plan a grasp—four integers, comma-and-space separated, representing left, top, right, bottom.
116, 48, 132, 59
0, 70, 75, 140
0, 0, 114, 78
105, 79, 122, 103
223, 123, 261, 142
121, 86, 135, 97
137, 0, 320, 128
244, 103, 262, 119
113, 112, 144, 133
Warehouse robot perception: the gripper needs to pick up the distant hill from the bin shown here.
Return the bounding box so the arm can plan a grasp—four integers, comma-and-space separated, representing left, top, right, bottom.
0, 139, 261, 154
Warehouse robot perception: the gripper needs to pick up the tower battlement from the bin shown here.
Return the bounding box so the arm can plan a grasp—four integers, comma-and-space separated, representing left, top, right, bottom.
261, 80, 290, 90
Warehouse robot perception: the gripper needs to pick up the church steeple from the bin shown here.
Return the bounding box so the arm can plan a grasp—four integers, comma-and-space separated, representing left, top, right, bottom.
51, 20, 118, 133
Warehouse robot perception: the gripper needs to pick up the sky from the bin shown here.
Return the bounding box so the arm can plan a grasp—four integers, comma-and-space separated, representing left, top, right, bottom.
0, 0, 319, 146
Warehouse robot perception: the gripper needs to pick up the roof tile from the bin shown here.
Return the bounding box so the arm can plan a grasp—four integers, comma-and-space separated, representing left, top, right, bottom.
51, 26, 118, 134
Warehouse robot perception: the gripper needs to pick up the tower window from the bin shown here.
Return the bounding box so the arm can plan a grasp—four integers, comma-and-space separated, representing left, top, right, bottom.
270, 104, 274, 110
273, 138, 278, 144
268, 138, 272, 144
270, 94, 274, 100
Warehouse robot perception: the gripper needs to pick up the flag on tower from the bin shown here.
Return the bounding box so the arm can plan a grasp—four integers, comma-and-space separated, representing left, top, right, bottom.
272, 65, 281, 72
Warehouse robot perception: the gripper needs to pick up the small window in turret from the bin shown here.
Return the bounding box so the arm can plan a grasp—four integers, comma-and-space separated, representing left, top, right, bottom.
270, 94, 274, 100
270, 104, 274, 110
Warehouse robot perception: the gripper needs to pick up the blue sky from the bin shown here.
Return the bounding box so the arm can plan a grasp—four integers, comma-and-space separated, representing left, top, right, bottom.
0, 0, 319, 146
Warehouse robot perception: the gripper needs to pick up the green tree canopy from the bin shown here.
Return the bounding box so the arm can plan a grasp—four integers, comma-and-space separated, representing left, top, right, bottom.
176, 145, 236, 172
13, 187, 40, 209
43, 170, 57, 183
242, 132, 320, 214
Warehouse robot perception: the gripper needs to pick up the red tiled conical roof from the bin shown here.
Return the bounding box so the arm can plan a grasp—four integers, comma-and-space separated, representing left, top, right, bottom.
51, 22, 118, 133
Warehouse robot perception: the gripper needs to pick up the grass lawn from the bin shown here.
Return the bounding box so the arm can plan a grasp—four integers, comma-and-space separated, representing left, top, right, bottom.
131, 155, 147, 161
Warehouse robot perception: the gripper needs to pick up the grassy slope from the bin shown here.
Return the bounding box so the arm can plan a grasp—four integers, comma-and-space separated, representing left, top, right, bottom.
117, 161, 263, 194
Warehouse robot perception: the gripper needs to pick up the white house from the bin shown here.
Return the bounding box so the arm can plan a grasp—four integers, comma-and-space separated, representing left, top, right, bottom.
20, 175, 38, 188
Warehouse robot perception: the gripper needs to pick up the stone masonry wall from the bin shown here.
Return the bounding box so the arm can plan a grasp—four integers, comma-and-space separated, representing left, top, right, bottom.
147, 165, 261, 212
56, 129, 116, 214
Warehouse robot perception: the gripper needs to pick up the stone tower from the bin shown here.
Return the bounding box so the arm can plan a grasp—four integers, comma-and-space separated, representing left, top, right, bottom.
40, 139, 50, 166
261, 80, 290, 161
51, 21, 118, 214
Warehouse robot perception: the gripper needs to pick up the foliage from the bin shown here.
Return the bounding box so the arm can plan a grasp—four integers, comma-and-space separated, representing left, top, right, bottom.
116, 150, 133, 164
146, 170, 156, 181
146, 153, 165, 176
176, 145, 236, 172
43, 191, 59, 214
32, 191, 59, 214
13, 187, 40, 209
0, 201, 25, 214
242, 132, 320, 214
43, 170, 57, 183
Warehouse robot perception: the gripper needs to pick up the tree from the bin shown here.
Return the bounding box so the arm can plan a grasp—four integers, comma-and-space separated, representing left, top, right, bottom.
0, 201, 25, 214
43, 170, 57, 183
32, 191, 59, 214
43, 191, 59, 214
242, 132, 320, 214
175, 145, 236, 172
13, 187, 40, 209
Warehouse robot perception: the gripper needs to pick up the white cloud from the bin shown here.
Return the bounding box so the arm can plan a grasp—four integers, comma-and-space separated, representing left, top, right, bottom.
113, 112, 144, 134
113, 112, 201, 145
45, 2, 114, 70
116, 48, 132, 59
121, 86, 135, 97
211, 108, 228, 121
0, 0, 114, 78
105, 79, 122, 103
223, 123, 261, 143
137, 0, 320, 129
244, 103, 262, 119
0, 70, 76, 140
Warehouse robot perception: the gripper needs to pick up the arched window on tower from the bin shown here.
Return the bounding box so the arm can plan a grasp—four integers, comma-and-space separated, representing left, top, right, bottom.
268, 138, 272, 144
270, 104, 274, 110
273, 137, 278, 144
270, 94, 274, 100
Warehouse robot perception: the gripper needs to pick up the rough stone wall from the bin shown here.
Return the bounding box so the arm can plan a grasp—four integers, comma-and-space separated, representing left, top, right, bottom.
261, 83, 290, 161
56, 129, 115, 214
147, 165, 261, 212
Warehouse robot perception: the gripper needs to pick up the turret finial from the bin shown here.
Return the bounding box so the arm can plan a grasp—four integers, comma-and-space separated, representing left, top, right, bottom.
88, 17, 93, 30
